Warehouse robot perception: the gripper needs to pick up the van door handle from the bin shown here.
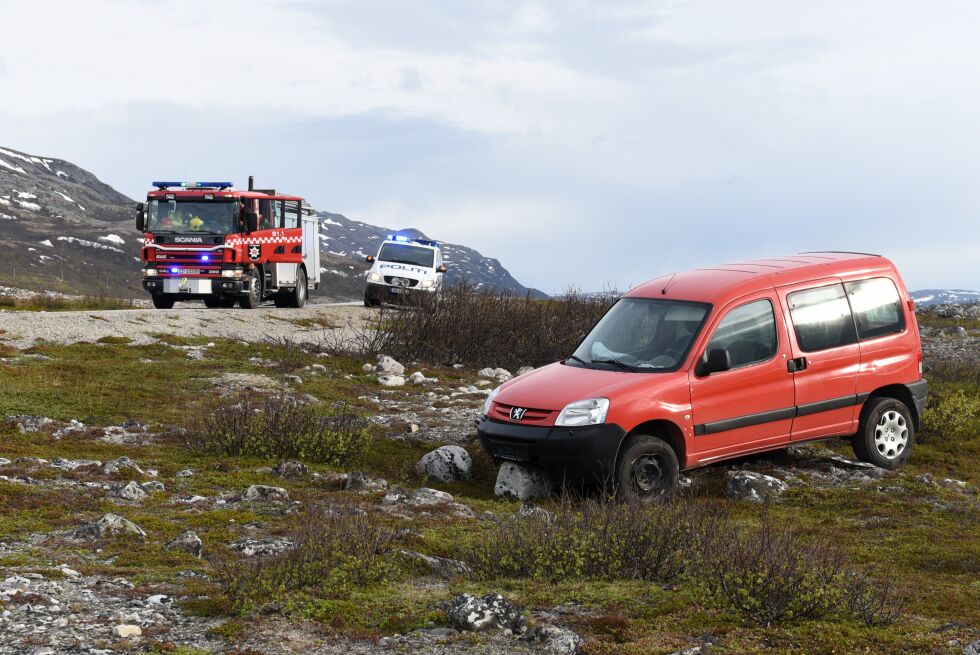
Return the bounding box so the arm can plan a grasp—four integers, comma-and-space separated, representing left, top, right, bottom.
787, 357, 808, 373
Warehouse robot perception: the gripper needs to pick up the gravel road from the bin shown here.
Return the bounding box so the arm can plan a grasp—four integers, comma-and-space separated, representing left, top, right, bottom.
0, 304, 374, 348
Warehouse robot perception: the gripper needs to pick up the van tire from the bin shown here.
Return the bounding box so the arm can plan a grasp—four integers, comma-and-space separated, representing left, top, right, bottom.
615, 434, 679, 501
364, 295, 381, 308
853, 397, 915, 469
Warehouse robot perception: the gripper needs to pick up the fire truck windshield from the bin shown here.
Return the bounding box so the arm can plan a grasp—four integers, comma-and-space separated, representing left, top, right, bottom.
147, 199, 239, 234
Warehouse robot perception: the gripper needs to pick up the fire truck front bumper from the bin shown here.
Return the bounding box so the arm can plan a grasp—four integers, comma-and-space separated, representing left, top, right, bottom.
143, 278, 247, 295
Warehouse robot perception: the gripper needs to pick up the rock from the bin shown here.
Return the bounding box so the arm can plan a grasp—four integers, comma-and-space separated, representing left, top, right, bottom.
399, 549, 472, 579
362, 363, 374, 373
516, 366, 535, 376
522, 625, 583, 655
516, 502, 555, 522
724, 470, 788, 503
273, 459, 308, 479
115, 481, 147, 502
230, 537, 293, 557
175, 469, 194, 478
242, 484, 289, 502
52, 419, 87, 438
112, 624, 142, 638
311, 363, 327, 372
493, 368, 513, 382
416, 445, 472, 482
0, 458, 9, 466
382, 488, 411, 505
477, 367, 496, 379
165, 530, 204, 558
141, 481, 165, 492
964, 640, 980, 655
284, 374, 303, 384
343, 471, 388, 492
374, 355, 405, 375
412, 487, 454, 505
447, 593, 527, 634
378, 374, 406, 387
495, 462, 548, 501
74, 513, 147, 541
7, 415, 54, 433
100, 456, 145, 477
408, 371, 428, 384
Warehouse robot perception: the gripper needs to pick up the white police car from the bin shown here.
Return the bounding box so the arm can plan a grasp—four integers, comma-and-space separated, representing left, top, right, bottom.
363, 234, 446, 306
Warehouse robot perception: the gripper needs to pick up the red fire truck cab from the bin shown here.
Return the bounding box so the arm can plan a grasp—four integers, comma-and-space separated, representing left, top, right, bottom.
135, 178, 320, 309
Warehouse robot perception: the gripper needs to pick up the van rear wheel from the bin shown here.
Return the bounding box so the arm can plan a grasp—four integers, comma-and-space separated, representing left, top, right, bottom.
853, 397, 915, 469
615, 434, 679, 501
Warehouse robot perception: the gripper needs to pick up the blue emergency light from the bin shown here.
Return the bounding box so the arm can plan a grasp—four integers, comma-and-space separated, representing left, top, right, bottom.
194, 182, 233, 189
387, 234, 411, 243
152, 181, 186, 189
170, 267, 179, 274
201, 255, 210, 262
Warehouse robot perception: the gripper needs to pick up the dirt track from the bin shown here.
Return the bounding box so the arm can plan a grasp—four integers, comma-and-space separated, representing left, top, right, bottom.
0, 303, 374, 348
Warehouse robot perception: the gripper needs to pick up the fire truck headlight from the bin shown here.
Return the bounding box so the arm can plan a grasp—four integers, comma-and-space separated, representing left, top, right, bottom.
221, 269, 242, 278
367, 271, 383, 283
143, 268, 158, 277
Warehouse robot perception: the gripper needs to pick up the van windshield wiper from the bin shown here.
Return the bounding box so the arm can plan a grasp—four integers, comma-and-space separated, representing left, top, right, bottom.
566, 354, 590, 367
590, 358, 638, 372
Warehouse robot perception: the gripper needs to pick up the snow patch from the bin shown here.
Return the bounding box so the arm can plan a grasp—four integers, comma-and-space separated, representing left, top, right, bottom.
322, 217, 343, 226
16, 191, 37, 199
40, 239, 54, 247
56, 170, 68, 178
0, 158, 26, 174
0, 212, 14, 220
98, 234, 125, 245
56, 236, 124, 253
16, 200, 41, 211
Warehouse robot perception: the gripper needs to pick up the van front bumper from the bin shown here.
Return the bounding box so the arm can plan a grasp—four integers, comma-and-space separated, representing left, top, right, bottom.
364, 281, 435, 303
476, 416, 626, 486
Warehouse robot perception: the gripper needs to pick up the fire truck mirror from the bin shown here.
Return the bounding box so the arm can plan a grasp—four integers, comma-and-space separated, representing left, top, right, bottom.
245, 211, 259, 233
136, 209, 146, 232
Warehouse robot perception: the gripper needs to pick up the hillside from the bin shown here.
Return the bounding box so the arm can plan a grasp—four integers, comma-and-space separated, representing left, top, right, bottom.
910, 288, 980, 306
0, 146, 542, 300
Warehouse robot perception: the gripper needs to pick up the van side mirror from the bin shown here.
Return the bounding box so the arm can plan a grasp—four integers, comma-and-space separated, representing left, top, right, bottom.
135, 203, 146, 232
436, 264, 446, 273
366, 255, 375, 263
704, 348, 731, 375
245, 211, 259, 233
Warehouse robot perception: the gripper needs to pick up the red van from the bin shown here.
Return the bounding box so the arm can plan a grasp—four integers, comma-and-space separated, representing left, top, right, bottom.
477, 253, 927, 499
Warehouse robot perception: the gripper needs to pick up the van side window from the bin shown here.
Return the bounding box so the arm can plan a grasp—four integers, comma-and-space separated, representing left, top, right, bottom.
844, 277, 905, 340
787, 284, 857, 352
705, 299, 777, 369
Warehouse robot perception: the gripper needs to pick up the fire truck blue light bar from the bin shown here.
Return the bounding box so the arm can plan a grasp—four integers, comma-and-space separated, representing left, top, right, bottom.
152, 181, 186, 189
195, 182, 233, 189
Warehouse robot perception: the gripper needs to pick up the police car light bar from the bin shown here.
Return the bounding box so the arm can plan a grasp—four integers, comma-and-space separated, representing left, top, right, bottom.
387, 234, 411, 243
152, 181, 186, 189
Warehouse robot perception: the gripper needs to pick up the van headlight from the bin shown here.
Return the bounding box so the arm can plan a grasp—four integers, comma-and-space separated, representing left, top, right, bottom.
482, 386, 501, 417
419, 278, 434, 289
555, 398, 609, 427
367, 271, 383, 283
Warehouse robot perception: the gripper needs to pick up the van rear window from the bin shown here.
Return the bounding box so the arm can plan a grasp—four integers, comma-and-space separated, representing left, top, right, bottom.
787, 284, 858, 352
844, 277, 905, 340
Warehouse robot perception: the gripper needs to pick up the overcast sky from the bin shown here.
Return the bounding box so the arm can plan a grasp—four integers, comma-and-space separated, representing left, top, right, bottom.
1, 0, 978, 293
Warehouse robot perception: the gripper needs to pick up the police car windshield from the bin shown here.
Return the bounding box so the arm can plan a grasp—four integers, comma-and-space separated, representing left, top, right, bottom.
147, 199, 238, 234
378, 243, 434, 267
569, 298, 710, 372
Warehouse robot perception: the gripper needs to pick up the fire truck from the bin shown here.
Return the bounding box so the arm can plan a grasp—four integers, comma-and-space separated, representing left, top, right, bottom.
135, 177, 320, 309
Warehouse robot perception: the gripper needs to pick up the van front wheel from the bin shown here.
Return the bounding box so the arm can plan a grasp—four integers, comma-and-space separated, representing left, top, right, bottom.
853, 397, 915, 469
615, 434, 679, 501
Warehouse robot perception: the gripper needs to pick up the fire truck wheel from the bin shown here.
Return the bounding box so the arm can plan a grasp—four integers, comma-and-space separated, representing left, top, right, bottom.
291, 269, 308, 308
203, 297, 225, 309
151, 295, 175, 310
239, 269, 262, 309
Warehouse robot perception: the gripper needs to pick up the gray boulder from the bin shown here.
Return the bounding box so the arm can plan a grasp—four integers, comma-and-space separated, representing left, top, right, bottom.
378, 374, 406, 387
495, 462, 548, 501
399, 549, 472, 579
241, 484, 289, 502
115, 481, 147, 502
273, 460, 308, 479
100, 456, 146, 477
516, 502, 555, 522
963, 639, 980, 655
74, 513, 146, 541
416, 446, 472, 482
374, 355, 405, 375
165, 530, 204, 558
447, 593, 527, 634
343, 471, 388, 492
724, 470, 788, 503
229, 537, 294, 557
412, 487, 455, 505
522, 625, 583, 655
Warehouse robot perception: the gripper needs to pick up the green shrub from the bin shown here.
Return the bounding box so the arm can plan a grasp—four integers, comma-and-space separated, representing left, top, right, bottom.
921, 388, 980, 439
191, 393, 369, 465
465, 497, 719, 583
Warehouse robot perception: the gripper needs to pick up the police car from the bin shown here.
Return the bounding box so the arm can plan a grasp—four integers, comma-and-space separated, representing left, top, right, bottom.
363, 234, 446, 306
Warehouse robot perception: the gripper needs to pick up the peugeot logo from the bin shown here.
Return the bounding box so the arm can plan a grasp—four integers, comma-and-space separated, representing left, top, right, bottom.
510, 407, 528, 421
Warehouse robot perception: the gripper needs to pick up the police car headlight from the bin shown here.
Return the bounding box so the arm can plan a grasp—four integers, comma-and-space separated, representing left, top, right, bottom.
367, 271, 383, 283
143, 268, 158, 277
555, 398, 609, 427
419, 278, 434, 289
221, 269, 242, 278
482, 386, 501, 417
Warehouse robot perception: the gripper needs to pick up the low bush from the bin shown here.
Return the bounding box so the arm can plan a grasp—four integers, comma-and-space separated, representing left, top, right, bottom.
921, 387, 980, 440
211, 507, 400, 612
465, 497, 720, 583
190, 393, 369, 465
329, 284, 614, 369
0, 293, 137, 311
